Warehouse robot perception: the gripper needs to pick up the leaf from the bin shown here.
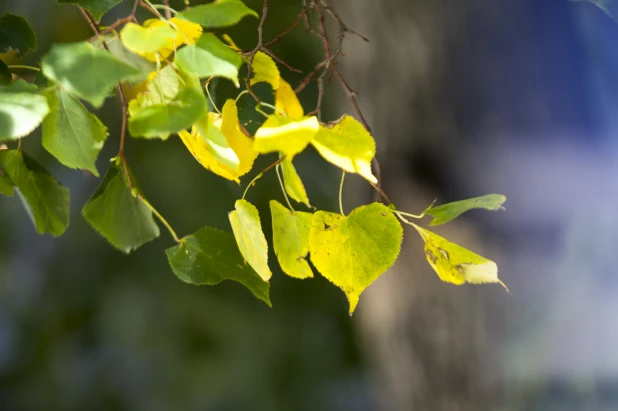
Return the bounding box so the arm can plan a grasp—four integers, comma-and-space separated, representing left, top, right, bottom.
42, 88, 108, 176
0, 150, 70, 236
424, 194, 507, 226
138, 18, 203, 62
128, 67, 207, 139
229, 199, 271, 281
175, 33, 242, 86
195, 113, 240, 171
104, 35, 156, 78
166, 226, 271, 306
178, 0, 258, 28
0, 172, 14, 196
309, 203, 403, 314
120, 22, 177, 55
82, 160, 160, 253
275, 78, 303, 118
270, 200, 313, 279
41, 41, 142, 108
254, 115, 319, 159
416, 226, 508, 290
57, 0, 124, 21
0, 60, 11, 85
0, 81, 50, 141
219, 99, 257, 176
312, 115, 377, 184
250, 51, 280, 90
281, 158, 310, 207
0, 13, 37, 55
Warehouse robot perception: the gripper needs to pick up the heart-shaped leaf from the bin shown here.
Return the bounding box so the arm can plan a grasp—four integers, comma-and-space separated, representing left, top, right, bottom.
270, 200, 313, 279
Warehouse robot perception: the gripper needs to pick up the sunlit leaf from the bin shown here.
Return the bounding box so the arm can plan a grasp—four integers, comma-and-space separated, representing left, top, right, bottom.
140, 18, 203, 62
250, 51, 280, 90
229, 199, 271, 281
0, 80, 49, 141
42, 88, 108, 176
311, 115, 377, 184
254, 114, 319, 159
41, 41, 142, 108
178, 0, 258, 28
194, 113, 239, 170
0, 150, 70, 236
281, 158, 309, 207
120, 22, 177, 55
275, 78, 303, 118
0, 172, 14, 196
220, 99, 258, 176
416, 226, 508, 290
270, 200, 313, 279
166, 226, 271, 306
82, 160, 160, 253
0, 13, 37, 55
309, 203, 403, 314
424, 194, 507, 226
57, 0, 123, 21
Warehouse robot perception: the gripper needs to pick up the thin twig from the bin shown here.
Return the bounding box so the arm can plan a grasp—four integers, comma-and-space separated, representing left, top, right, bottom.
245, 0, 269, 103
162, 0, 172, 19
264, 8, 307, 47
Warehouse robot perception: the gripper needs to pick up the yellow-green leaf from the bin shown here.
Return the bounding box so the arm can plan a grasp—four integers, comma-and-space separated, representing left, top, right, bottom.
120, 22, 177, 55
178, 0, 258, 28
275, 78, 303, 117
309, 203, 403, 314
195, 112, 240, 171
281, 158, 309, 207
220, 99, 257, 176
250, 51, 280, 90
139, 18, 203, 62
254, 114, 318, 159
229, 199, 271, 281
270, 200, 313, 279
416, 226, 508, 290
424, 194, 507, 226
312, 115, 377, 184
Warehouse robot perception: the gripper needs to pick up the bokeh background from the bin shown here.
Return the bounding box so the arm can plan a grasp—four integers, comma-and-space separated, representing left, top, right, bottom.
1, 0, 618, 410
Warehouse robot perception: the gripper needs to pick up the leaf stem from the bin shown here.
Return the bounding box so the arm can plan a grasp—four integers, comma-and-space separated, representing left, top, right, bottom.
393, 209, 425, 219
7, 65, 40, 72
242, 155, 287, 199
235, 89, 249, 103
151, 3, 177, 15
339, 171, 345, 215
204, 80, 221, 114
275, 163, 294, 212
394, 213, 427, 242
259, 101, 286, 116
139, 196, 181, 242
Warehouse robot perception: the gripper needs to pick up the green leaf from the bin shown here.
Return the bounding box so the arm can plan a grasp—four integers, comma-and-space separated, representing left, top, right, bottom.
178, 0, 258, 28
119, 22, 177, 54
41, 42, 142, 108
0, 81, 50, 141
309, 203, 403, 315
270, 200, 313, 279
281, 158, 310, 207
0, 172, 14, 196
312, 115, 377, 184
416, 226, 508, 290
128, 67, 207, 139
42, 88, 108, 176
57, 0, 124, 21
0, 13, 37, 55
175, 34, 242, 86
0, 150, 70, 236
229, 199, 271, 282
424, 194, 507, 226
0, 60, 11, 85
82, 161, 160, 253
166, 226, 271, 306
104, 34, 156, 78
254, 115, 319, 159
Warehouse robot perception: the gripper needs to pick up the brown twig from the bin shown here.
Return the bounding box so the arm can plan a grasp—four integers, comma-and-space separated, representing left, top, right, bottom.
162, 0, 172, 19
264, 8, 307, 47
245, 0, 269, 103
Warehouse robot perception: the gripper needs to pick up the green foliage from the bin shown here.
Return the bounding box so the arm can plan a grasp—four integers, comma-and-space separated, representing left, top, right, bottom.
57, 0, 124, 21
270, 200, 313, 279
0, 60, 11, 85
0, 172, 14, 196
0, 13, 37, 55
0, 80, 49, 141
82, 160, 160, 253
424, 194, 507, 226
0, 150, 70, 236
178, 0, 258, 28
42, 88, 108, 175
175, 34, 242, 86
120, 22, 177, 55
166, 226, 271, 306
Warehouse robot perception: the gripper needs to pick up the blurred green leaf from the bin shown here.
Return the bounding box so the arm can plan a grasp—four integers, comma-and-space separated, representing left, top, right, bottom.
270, 200, 313, 279
0, 172, 14, 196
41, 42, 142, 108
0, 150, 70, 236
0, 60, 11, 85
57, 0, 124, 21
166, 226, 271, 306
0, 81, 49, 141
82, 161, 160, 253
42, 88, 108, 176
178, 0, 258, 28
424, 194, 506, 226
0, 13, 37, 55
175, 34, 242, 86
120, 22, 176, 54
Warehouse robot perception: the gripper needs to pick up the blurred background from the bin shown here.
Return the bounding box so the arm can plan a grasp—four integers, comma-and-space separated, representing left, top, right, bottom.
2, 0, 618, 410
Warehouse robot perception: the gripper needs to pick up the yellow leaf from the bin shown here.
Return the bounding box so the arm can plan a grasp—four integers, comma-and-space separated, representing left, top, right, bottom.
254, 115, 319, 159
417, 227, 508, 290
275, 78, 303, 118
229, 199, 272, 281
219, 99, 258, 177
250, 51, 280, 90
311, 115, 377, 184
179, 125, 240, 182
270, 200, 313, 279
140, 18, 203, 62
281, 158, 310, 207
